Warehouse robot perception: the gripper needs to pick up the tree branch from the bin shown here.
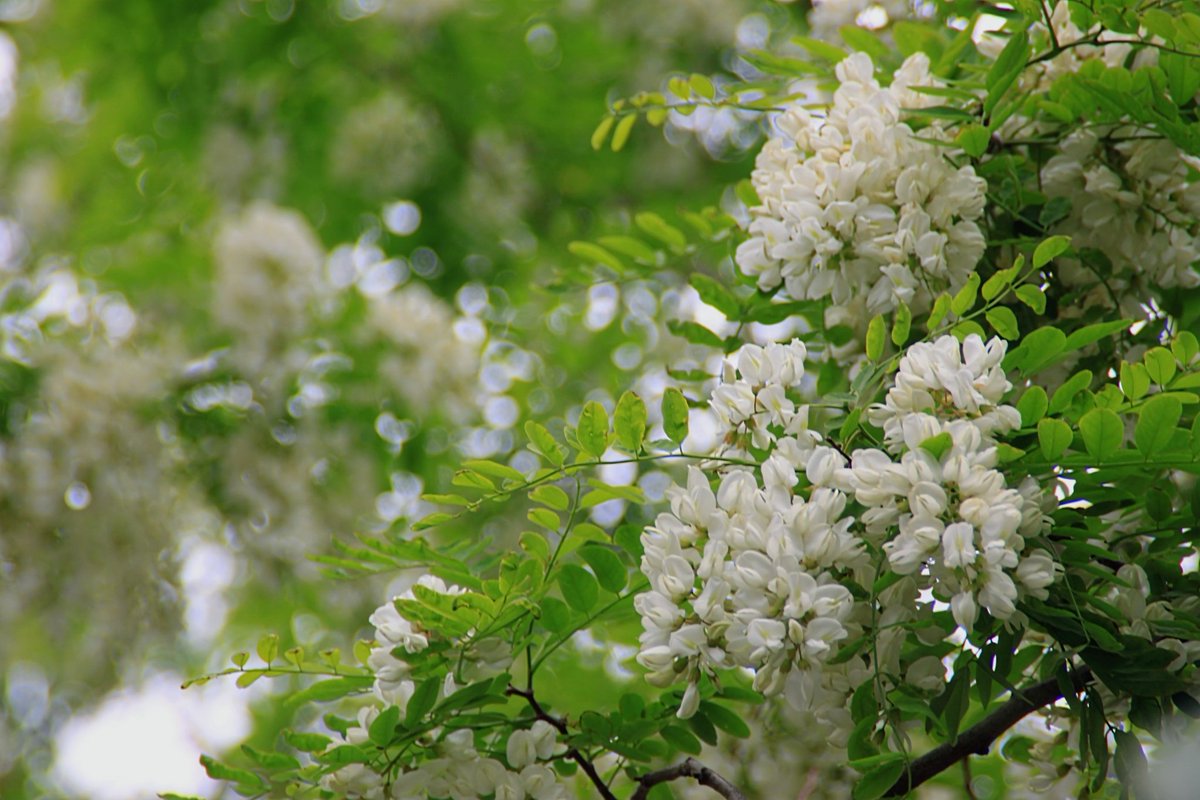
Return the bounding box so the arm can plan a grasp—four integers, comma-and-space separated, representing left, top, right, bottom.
884, 665, 1093, 797
506, 685, 619, 800
631, 757, 747, 800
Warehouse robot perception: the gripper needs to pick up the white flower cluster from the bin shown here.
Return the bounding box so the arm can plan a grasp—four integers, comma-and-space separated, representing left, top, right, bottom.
331, 91, 442, 196
735, 53, 987, 319
983, 2, 1200, 305
367, 282, 482, 422
212, 201, 325, 369
1105, 564, 1200, 672
322, 576, 570, 800
851, 335, 1058, 629
1041, 129, 1200, 304
636, 340, 867, 732
635, 335, 1061, 731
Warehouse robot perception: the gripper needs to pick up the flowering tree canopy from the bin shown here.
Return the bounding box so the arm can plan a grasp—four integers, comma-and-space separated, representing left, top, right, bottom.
4, 1, 1200, 800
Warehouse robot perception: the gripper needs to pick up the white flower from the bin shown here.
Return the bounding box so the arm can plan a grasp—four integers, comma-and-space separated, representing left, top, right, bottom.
942, 522, 978, 569
506, 728, 539, 769
951, 591, 978, 629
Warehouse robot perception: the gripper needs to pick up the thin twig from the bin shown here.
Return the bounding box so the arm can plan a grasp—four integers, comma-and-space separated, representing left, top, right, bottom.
506, 685, 619, 800
631, 758, 748, 800
883, 665, 1093, 797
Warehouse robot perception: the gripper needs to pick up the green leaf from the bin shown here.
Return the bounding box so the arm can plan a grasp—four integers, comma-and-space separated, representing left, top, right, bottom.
661, 387, 690, 445
1018, 386, 1048, 426
283, 729, 332, 753
1120, 361, 1151, 401
919, 432, 953, 460
463, 459, 526, 483
1172, 331, 1199, 365
422, 493, 472, 507
689, 73, 715, 99
986, 306, 1019, 340
256, 634, 279, 665
955, 124, 991, 158
891, 303, 911, 347
928, 293, 952, 330
1135, 394, 1183, 456
667, 319, 723, 348
982, 264, 1021, 301
614, 391, 648, 452
558, 563, 599, 612
580, 545, 627, 593
1079, 408, 1123, 460
284, 677, 372, 710
1063, 318, 1132, 352
791, 35, 848, 63
699, 701, 751, 738
1113, 729, 1149, 795
525, 421, 565, 467
950, 273, 981, 316
1033, 235, 1072, 269
689, 273, 740, 319
1144, 347, 1178, 385
1038, 418, 1073, 460
852, 756, 906, 800
866, 314, 886, 362
452, 470, 495, 491
539, 597, 571, 633
985, 31, 1030, 118
528, 508, 561, 531
599, 235, 658, 264
412, 511, 455, 531
520, 531, 551, 562
568, 241, 624, 273
231, 651, 249, 668
235, 671, 262, 688
199, 756, 263, 790
590, 116, 615, 150
577, 401, 610, 458
661, 724, 702, 755
1007, 326, 1067, 374
367, 704, 400, 746
1048, 370, 1092, 414
529, 484, 570, 511
611, 113, 637, 152
1014, 284, 1047, 315
615, 524, 644, 560
951, 320, 986, 341
634, 212, 687, 250
405, 678, 441, 727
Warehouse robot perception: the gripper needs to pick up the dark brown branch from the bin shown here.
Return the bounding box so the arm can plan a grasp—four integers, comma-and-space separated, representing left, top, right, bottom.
884, 665, 1092, 797
506, 685, 619, 800
631, 757, 747, 800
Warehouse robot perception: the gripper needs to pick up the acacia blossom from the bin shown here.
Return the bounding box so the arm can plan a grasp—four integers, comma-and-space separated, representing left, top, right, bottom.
635, 335, 1061, 737
850, 335, 1058, 629
636, 340, 867, 737
735, 53, 987, 318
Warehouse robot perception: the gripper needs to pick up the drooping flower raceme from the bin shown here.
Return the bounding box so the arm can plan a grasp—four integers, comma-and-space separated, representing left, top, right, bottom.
852, 335, 1058, 629
636, 340, 869, 735
635, 334, 1060, 736
735, 53, 987, 318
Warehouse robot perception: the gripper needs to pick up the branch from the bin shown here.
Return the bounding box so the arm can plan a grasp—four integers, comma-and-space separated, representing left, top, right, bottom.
631, 758, 747, 800
884, 665, 1092, 797
506, 685, 619, 800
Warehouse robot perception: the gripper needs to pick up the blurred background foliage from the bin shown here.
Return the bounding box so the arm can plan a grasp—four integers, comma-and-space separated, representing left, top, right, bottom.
0, 0, 809, 796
